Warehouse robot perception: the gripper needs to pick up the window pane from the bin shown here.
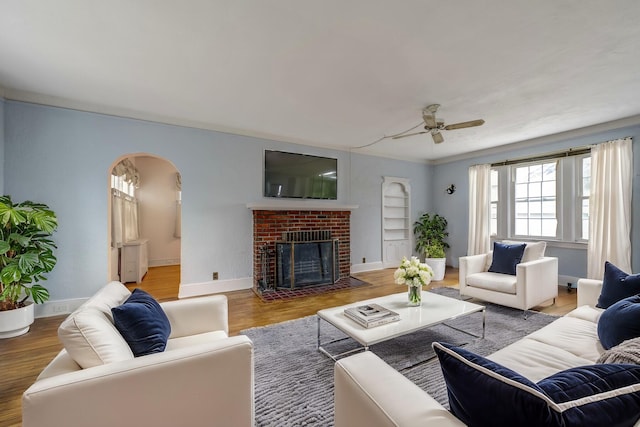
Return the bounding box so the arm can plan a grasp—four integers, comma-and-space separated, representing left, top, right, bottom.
541, 219, 557, 236
529, 165, 542, 182
542, 200, 555, 215
542, 162, 556, 181
515, 183, 528, 199
528, 182, 541, 198
529, 220, 542, 236
515, 167, 528, 183
515, 219, 528, 235
541, 181, 555, 197
515, 201, 528, 216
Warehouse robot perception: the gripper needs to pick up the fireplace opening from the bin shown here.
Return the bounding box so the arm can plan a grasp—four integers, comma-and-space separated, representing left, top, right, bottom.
275, 230, 339, 289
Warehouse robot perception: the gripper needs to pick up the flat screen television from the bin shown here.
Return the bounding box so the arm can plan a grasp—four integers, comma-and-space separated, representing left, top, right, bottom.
264, 150, 337, 199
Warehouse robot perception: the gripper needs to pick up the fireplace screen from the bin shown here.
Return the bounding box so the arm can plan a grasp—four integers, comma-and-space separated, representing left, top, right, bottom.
276, 239, 339, 289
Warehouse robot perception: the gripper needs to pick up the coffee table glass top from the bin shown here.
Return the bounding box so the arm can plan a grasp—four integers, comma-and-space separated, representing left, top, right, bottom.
317, 290, 485, 347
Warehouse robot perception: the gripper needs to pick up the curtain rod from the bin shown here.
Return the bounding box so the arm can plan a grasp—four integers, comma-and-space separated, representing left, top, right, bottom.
490, 146, 591, 167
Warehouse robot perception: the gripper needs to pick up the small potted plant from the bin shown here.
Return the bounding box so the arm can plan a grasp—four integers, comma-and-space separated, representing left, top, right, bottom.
0, 196, 58, 338
413, 213, 449, 281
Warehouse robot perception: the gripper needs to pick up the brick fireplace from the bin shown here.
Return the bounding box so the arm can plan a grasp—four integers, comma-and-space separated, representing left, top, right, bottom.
251, 208, 352, 293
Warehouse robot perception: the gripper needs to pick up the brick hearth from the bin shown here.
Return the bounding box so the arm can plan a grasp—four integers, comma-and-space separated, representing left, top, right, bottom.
252, 210, 351, 292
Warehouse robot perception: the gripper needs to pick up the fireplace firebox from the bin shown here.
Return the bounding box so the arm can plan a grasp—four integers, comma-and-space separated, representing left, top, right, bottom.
276, 239, 339, 289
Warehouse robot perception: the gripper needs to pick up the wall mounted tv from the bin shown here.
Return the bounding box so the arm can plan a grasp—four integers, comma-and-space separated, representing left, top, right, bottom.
264, 150, 337, 199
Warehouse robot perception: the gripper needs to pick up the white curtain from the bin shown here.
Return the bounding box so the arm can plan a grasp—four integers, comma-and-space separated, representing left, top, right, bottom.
588, 137, 633, 279
468, 163, 492, 255
111, 191, 140, 246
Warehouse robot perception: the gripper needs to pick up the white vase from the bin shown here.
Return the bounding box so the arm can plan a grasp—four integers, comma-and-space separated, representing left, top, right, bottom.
0, 302, 35, 339
424, 257, 446, 281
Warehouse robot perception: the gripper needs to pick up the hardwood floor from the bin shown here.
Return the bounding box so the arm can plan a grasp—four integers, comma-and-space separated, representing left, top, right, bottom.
0, 265, 576, 426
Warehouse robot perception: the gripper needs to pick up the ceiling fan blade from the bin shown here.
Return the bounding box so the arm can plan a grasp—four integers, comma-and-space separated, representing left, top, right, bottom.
443, 119, 485, 131
432, 131, 444, 144
422, 104, 439, 128
392, 131, 428, 139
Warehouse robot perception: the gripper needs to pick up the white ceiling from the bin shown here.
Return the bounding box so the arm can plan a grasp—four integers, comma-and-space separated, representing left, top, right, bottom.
2, 1, 640, 162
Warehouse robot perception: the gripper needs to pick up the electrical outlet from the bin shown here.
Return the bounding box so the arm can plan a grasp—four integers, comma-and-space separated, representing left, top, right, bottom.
362, 257, 366, 264
212, 272, 219, 280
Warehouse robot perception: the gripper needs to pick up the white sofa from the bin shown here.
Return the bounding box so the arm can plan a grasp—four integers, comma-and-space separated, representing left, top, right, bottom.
22, 282, 254, 427
459, 248, 558, 312
334, 278, 626, 427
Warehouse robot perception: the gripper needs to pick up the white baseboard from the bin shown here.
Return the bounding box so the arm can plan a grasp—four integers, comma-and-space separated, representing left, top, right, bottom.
350, 261, 384, 274
36, 297, 88, 318
178, 276, 253, 299
149, 259, 181, 267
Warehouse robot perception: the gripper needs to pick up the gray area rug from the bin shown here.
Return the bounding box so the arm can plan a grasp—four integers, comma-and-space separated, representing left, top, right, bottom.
241, 287, 558, 427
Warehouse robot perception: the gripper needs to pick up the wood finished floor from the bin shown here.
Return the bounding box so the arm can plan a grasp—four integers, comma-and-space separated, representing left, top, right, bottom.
0, 265, 577, 426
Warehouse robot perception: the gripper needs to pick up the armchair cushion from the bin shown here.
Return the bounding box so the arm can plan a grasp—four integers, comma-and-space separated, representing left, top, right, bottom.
434, 341, 640, 427
597, 262, 640, 309
502, 240, 547, 263
488, 242, 526, 275
598, 294, 640, 350
112, 289, 171, 357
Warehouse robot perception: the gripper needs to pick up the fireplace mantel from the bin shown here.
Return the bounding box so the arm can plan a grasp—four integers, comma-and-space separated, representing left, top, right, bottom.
246, 202, 358, 211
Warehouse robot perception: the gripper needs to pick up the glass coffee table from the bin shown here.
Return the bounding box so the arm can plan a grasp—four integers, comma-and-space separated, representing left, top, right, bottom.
317, 290, 485, 361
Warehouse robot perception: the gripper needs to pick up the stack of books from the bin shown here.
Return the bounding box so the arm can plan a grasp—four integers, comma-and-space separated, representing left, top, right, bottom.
344, 303, 400, 328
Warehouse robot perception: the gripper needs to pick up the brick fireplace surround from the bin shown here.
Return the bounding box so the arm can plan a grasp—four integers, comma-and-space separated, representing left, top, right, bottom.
251, 208, 352, 293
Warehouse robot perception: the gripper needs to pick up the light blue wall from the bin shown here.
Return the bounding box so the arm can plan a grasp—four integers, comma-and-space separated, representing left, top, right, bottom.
3, 101, 432, 302
432, 123, 640, 279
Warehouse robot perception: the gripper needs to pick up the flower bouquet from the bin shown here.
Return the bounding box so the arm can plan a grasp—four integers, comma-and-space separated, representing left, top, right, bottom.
393, 256, 434, 306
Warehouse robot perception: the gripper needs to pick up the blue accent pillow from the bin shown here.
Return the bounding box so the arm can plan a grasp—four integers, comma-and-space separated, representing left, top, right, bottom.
433, 342, 640, 427
598, 294, 640, 350
597, 262, 640, 309
112, 288, 171, 357
488, 242, 526, 275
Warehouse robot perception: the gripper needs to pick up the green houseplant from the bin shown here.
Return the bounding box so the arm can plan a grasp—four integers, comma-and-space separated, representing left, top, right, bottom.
413, 213, 449, 281
0, 196, 58, 337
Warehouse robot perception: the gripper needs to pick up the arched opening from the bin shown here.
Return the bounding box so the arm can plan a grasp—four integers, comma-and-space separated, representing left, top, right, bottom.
107, 154, 181, 295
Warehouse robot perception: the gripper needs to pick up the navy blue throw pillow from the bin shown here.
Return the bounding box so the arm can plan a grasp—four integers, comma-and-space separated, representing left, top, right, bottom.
433, 342, 640, 427
597, 262, 640, 309
112, 288, 171, 357
598, 294, 640, 350
488, 242, 526, 275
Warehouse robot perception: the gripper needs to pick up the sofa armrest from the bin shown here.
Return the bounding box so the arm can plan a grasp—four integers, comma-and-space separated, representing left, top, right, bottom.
334, 351, 465, 427
577, 278, 603, 308
23, 335, 253, 427
161, 294, 229, 338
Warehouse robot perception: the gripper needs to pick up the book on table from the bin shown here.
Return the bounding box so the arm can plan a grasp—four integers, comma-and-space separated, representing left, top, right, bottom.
344, 303, 400, 328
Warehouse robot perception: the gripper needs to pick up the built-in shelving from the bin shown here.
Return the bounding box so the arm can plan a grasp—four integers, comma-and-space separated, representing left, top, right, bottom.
382, 177, 411, 267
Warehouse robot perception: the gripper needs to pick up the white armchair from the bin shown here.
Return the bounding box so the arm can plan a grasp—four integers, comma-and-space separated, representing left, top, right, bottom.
22, 282, 254, 427
459, 242, 558, 312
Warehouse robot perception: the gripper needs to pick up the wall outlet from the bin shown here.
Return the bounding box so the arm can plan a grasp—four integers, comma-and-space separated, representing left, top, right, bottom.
362, 257, 366, 264
212, 272, 219, 280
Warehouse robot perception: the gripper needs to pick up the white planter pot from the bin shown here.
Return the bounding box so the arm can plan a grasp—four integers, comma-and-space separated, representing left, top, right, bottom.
424, 257, 446, 281
0, 301, 35, 339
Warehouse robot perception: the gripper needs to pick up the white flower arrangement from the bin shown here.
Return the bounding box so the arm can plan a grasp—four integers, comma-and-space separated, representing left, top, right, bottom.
394, 256, 434, 287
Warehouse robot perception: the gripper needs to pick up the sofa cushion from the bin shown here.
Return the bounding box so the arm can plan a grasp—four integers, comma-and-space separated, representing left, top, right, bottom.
112, 288, 171, 357
466, 272, 517, 294
597, 337, 640, 364
597, 261, 640, 309
598, 294, 640, 350
488, 242, 526, 275
58, 281, 134, 368
434, 342, 640, 427
502, 240, 546, 263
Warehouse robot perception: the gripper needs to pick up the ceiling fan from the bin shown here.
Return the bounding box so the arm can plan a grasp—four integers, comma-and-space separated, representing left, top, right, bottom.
392, 104, 485, 144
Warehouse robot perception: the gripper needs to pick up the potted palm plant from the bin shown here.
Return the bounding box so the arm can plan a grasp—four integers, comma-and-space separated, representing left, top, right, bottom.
0, 196, 58, 338
413, 213, 449, 281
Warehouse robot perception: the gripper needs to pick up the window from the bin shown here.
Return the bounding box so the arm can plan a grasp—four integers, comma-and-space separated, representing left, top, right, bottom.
490, 151, 590, 244
579, 156, 591, 240
490, 169, 499, 236
513, 161, 557, 238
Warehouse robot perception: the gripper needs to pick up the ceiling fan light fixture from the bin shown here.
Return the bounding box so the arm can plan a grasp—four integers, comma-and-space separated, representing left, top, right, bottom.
432, 131, 444, 144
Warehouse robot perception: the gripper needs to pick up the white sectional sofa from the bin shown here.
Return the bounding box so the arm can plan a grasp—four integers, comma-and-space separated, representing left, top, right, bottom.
22, 282, 254, 427
334, 278, 639, 427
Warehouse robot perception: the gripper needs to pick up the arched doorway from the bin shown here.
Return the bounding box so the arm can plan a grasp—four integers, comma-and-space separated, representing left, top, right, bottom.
108, 154, 181, 291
